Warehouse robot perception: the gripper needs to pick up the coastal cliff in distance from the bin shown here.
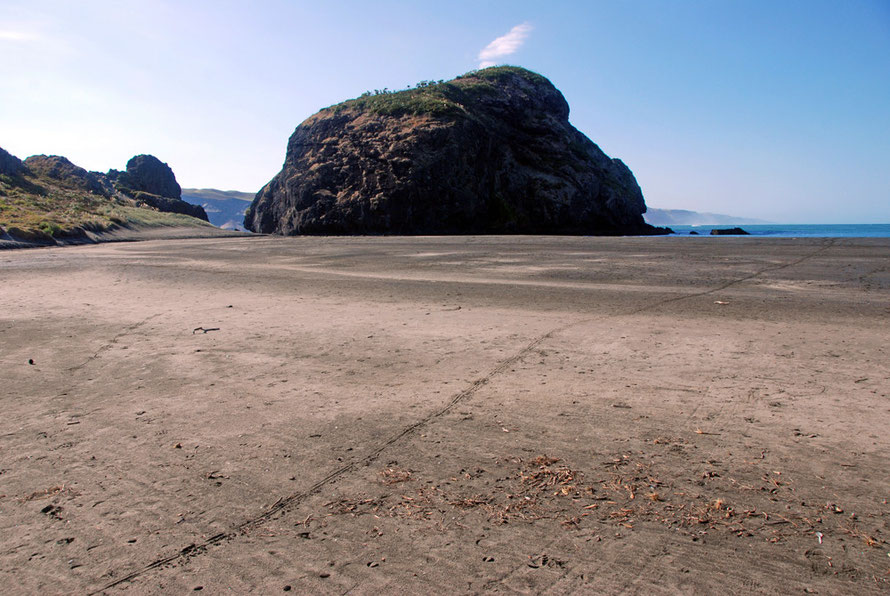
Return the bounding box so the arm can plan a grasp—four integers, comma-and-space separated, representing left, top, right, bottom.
182, 188, 253, 230
644, 208, 769, 227
246, 66, 666, 236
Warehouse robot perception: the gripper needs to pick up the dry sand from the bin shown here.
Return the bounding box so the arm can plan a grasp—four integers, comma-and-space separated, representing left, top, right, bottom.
0, 235, 888, 594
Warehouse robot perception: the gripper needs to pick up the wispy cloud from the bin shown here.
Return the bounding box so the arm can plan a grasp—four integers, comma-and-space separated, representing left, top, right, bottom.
477, 22, 533, 68
0, 30, 42, 43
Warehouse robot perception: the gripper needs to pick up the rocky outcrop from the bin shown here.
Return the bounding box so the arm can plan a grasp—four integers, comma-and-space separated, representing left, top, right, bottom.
23, 155, 110, 195
1, 148, 214, 248
107, 154, 207, 221
710, 227, 750, 236
109, 154, 182, 199
132, 194, 208, 220
0, 147, 26, 176
2, 147, 207, 224
246, 66, 666, 236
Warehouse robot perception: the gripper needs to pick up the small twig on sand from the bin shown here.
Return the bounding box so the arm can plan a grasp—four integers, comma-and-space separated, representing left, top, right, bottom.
695, 428, 721, 436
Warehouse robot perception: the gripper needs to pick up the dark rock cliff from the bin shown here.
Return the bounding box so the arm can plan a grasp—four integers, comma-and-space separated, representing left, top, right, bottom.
23, 155, 111, 195
108, 154, 207, 221
0, 146, 26, 176
109, 154, 182, 199
246, 66, 664, 235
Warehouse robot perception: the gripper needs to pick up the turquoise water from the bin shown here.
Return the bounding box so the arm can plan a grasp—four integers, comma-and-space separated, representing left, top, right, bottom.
667, 224, 890, 238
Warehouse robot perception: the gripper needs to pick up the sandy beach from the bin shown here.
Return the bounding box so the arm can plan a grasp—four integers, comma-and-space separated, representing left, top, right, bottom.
1, 235, 888, 594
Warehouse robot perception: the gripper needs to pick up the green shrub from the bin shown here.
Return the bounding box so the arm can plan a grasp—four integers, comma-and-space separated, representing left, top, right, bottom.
456, 65, 549, 87
38, 221, 63, 237
329, 66, 550, 120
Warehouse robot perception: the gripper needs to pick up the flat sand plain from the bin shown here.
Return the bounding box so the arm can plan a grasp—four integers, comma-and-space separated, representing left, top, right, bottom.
1, 235, 888, 594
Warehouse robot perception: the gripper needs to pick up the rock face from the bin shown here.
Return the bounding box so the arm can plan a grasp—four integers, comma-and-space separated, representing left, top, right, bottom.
109, 154, 182, 199
0, 146, 25, 176
246, 66, 664, 235
132, 193, 209, 221
24, 155, 110, 195
108, 154, 207, 221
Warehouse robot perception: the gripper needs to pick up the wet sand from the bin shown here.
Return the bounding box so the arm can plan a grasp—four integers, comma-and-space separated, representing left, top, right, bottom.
1, 235, 888, 594
0, 224, 244, 250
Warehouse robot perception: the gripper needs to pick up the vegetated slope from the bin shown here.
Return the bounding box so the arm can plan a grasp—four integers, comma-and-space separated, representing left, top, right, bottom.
0, 147, 211, 246
246, 66, 667, 236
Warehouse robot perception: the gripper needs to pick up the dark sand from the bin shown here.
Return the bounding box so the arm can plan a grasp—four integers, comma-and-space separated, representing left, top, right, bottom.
0, 225, 243, 250
1, 236, 888, 594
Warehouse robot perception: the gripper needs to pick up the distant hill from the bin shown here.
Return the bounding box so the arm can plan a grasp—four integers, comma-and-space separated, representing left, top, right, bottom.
182, 188, 253, 230
644, 208, 769, 226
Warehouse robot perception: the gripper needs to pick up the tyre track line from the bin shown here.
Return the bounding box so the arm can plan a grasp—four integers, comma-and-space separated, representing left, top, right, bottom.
92, 239, 836, 593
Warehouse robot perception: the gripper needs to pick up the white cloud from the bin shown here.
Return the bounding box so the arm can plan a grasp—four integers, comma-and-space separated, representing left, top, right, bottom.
477, 22, 532, 68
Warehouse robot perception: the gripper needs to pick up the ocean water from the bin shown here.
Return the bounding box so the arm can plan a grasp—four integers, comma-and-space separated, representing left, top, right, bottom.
666, 224, 890, 238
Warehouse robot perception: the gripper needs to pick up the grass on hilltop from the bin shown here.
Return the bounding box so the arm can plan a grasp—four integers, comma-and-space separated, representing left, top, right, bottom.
329, 66, 551, 118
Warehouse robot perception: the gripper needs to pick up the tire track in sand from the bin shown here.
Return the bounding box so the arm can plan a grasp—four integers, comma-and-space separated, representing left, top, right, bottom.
67, 313, 164, 374
91, 239, 836, 593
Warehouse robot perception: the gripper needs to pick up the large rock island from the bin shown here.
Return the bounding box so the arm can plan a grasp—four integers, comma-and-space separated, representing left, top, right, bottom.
246, 67, 665, 235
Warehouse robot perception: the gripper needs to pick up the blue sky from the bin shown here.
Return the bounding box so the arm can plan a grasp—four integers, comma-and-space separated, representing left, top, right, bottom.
1, 0, 888, 222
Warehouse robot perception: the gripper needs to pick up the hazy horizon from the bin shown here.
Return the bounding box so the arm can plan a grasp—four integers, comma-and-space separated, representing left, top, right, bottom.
2, 0, 888, 223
